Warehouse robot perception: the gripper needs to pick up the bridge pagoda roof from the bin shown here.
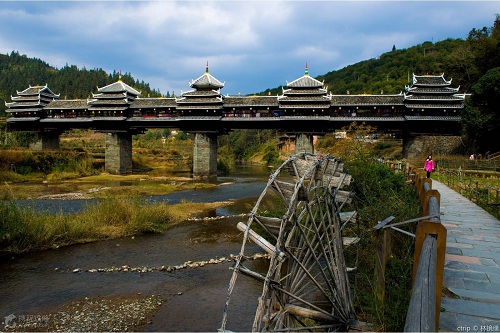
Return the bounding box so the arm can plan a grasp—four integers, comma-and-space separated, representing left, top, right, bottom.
130, 98, 177, 109
45, 99, 89, 110
92, 92, 129, 99
404, 73, 464, 110
404, 94, 466, 102
224, 96, 279, 107
406, 86, 459, 94
97, 80, 141, 96
177, 63, 225, 114
279, 65, 330, 111
14, 84, 60, 99
6, 84, 59, 114
189, 63, 224, 90
87, 78, 140, 113
330, 94, 404, 106
176, 97, 223, 105
411, 73, 452, 86
404, 103, 464, 109
285, 65, 324, 89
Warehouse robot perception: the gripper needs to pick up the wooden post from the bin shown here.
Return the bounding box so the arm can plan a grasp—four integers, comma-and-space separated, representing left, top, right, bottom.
374, 227, 392, 304
411, 222, 446, 331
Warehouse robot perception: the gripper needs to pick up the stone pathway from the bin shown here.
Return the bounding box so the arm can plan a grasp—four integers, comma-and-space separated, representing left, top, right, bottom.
432, 180, 500, 332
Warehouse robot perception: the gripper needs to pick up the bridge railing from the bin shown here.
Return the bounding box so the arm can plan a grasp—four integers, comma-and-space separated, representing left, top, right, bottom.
383, 162, 447, 332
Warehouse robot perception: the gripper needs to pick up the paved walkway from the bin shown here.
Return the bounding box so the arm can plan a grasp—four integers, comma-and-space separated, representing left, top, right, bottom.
432, 180, 500, 332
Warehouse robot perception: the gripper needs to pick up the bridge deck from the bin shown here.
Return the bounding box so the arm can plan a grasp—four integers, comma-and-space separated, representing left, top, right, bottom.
434, 180, 500, 331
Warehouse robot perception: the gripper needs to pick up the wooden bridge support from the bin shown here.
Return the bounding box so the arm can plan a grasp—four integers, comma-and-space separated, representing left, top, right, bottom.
193, 132, 218, 178
29, 131, 60, 151
105, 132, 133, 174
295, 133, 314, 154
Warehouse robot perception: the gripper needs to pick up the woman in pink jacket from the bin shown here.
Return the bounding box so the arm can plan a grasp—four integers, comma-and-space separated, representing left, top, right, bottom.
424, 155, 434, 178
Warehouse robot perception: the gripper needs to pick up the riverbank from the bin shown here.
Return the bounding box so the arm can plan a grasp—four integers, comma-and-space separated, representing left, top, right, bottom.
0, 171, 217, 200
0, 195, 236, 255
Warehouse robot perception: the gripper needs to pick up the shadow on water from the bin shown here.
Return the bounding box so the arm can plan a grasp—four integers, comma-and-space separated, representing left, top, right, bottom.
0, 164, 274, 331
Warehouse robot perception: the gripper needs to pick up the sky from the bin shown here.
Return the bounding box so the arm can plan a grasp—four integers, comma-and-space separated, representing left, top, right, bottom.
0, 1, 499, 96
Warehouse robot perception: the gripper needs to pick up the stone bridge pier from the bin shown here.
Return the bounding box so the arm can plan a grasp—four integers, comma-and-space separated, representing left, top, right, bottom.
29, 131, 61, 151
105, 132, 133, 174
295, 133, 315, 154
403, 134, 463, 162
192, 132, 218, 178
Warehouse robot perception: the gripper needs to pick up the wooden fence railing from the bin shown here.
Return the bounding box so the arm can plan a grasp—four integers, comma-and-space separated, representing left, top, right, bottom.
437, 169, 500, 218
382, 162, 447, 331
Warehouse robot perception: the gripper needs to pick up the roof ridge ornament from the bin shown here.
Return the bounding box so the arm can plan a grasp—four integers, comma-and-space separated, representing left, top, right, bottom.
305, 62, 309, 76
206, 61, 209, 74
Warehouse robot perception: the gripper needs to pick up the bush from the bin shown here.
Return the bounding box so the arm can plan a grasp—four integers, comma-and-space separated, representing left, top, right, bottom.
346, 159, 419, 331
0, 197, 179, 254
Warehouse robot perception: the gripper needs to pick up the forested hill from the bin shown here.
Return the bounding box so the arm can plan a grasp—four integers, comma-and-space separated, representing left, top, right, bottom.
260, 37, 485, 96
259, 16, 500, 96
0, 51, 163, 115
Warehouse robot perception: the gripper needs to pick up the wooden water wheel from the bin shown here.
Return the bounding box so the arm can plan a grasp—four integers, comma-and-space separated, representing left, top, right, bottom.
221, 153, 358, 332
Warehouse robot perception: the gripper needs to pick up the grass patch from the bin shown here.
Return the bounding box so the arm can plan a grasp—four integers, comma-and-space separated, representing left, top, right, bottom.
0, 197, 233, 254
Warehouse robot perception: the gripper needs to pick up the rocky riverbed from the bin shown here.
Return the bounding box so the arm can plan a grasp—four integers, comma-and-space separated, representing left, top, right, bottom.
2, 253, 270, 332
3, 294, 162, 332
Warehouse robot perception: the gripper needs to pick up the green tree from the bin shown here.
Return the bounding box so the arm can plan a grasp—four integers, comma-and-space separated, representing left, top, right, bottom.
462, 66, 500, 152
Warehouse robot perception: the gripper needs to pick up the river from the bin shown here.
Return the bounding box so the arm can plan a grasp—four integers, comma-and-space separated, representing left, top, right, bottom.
0, 165, 274, 331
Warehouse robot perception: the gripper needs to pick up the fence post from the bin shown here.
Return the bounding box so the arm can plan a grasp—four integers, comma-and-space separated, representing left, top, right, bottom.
375, 227, 392, 304
374, 216, 395, 305
411, 189, 446, 331
412, 220, 447, 330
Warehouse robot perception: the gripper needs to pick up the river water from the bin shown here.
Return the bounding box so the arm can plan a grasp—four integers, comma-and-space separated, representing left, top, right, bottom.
0, 165, 274, 331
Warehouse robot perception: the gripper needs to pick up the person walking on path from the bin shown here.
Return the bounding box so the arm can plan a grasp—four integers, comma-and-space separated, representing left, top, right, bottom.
424, 155, 434, 178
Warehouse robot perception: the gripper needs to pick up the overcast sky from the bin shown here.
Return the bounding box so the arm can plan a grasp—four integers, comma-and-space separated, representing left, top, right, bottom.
0, 1, 498, 96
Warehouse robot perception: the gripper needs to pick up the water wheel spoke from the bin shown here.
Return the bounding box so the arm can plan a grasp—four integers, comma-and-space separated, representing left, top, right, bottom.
222, 153, 357, 332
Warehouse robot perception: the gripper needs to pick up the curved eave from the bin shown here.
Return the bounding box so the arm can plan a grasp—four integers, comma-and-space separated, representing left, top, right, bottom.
181, 89, 222, 97
40, 118, 94, 123
404, 97, 465, 102
330, 116, 404, 122
177, 106, 223, 110
279, 104, 331, 109
176, 97, 223, 104
412, 73, 451, 86
282, 88, 328, 95
97, 81, 141, 96
88, 106, 129, 112
7, 117, 41, 122
89, 100, 129, 106
404, 115, 461, 121
331, 103, 404, 107
6, 108, 43, 113
286, 75, 324, 89
189, 73, 225, 89
91, 117, 128, 121
92, 92, 127, 99
404, 104, 464, 109
278, 96, 331, 102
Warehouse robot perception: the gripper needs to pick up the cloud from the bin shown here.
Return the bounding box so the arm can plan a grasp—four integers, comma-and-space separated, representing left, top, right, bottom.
0, 1, 498, 96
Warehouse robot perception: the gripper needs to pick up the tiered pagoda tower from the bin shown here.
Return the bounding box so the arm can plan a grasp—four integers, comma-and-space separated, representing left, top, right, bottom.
6, 84, 61, 149
176, 62, 224, 117
88, 77, 141, 118
277, 64, 331, 116
176, 63, 225, 178
6, 84, 59, 118
89, 77, 141, 174
276, 64, 331, 153
404, 73, 465, 117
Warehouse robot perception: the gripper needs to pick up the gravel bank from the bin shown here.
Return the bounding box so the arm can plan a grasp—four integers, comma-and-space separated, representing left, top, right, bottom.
3, 294, 162, 332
